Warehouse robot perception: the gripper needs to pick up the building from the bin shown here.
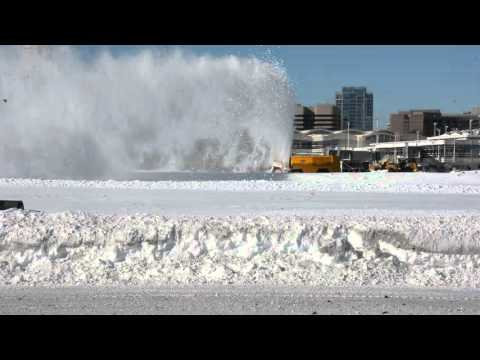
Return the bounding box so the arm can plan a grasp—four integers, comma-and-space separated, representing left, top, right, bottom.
439, 112, 480, 133
310, 104, 340, 131
292, 128, 395, 154
292, 127, 480, 169
390, 109, 442, 140
294, 103, 340, 131
389, 109, 480, 140
294, 104, 314, 131
335, 87, 373, 131
354, 129, 480, 169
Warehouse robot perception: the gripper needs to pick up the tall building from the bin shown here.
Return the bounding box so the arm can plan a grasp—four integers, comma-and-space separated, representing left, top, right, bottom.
390, 108, 480, 140
335, 87, 373, 131
294, 103, 340, 131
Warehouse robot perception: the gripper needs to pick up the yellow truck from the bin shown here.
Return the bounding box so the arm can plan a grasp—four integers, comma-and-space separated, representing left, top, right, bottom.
289, 154, 341, 173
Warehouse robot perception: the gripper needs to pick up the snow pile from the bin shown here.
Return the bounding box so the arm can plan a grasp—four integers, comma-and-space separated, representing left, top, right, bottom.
1, 210, 480, 287
0, 46, 294, 178
2, 171, 480, 193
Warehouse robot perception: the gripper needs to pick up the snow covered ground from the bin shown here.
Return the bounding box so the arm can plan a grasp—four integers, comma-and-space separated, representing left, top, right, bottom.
2, 171, 480, 194
1, 172, 480, 216
1, 172, 480, 291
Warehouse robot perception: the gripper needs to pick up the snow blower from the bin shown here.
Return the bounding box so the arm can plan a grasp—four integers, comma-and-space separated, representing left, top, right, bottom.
0, 200, 25, 211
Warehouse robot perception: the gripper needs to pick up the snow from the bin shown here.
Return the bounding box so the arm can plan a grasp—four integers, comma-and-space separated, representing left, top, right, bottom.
0, 46, 295, 177
1, 172, 480, 288
1, 171, 480, 194
1, 210, 480, 288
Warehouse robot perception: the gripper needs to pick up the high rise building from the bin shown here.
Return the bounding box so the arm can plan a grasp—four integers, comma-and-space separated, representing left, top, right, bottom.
335, 87, 373, 131
294, 103, 340, 131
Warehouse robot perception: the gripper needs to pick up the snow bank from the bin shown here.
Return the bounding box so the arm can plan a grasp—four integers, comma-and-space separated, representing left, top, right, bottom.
2, 171, 480, 193
1, 210, 480, 287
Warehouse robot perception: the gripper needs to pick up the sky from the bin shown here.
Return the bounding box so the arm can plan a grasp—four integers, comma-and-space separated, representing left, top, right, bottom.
78, 45, 480, 128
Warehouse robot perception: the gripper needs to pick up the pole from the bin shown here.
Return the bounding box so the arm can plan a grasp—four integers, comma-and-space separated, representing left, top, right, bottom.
433, 122, 437, 137
347, 121, 350, 150
470, 119, 473, 132
445, 126, 448, 162
471, 138, 474, 166
394, 134, 397, 164
437, 128, 441, 159
453, 137, 456, 163
416, 130, 420, 159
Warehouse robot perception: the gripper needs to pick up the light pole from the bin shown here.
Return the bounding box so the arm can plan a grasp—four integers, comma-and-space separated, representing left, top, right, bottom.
394, 134, 398, 164
436, 127, 441, 159
468, 119, 473, 168
453, 137, 456, 164
471, 137, 474, 166
444, 126, 448, 162
416, 130, 420, 158
347, 121, 350, 150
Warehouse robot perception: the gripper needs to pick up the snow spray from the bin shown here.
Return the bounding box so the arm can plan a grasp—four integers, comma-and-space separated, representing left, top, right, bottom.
0, 46, 295, 179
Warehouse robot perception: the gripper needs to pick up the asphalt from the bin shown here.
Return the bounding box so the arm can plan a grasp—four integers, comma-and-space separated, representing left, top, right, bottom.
1, 286, 480, 315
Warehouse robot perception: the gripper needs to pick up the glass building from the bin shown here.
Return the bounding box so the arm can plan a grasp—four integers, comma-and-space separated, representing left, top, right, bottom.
335, 87, 373, 131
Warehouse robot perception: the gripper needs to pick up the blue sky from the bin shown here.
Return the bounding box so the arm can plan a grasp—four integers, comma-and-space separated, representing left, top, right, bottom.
78, 45, 480, 128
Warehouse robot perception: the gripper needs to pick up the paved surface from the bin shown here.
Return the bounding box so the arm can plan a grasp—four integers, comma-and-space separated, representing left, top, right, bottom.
1, 286, 480, 314
2, 187, 480, 216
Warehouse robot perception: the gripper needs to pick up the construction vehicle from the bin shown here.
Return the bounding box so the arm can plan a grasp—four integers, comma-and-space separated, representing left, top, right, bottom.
394, 158, 418, 172
0, 200, 24, 210
369, 157, 418, 172
419, 155, 447, 172
342, 160, 371, 172
288, 154, 341, 173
